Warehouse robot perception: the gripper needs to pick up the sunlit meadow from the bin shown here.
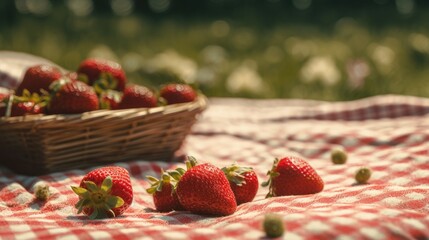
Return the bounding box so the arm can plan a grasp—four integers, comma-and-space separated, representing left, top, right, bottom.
1, 0, 429, 101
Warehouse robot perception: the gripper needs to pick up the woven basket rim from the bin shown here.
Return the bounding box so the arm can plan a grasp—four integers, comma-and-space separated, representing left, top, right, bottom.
0, 95, 208, 124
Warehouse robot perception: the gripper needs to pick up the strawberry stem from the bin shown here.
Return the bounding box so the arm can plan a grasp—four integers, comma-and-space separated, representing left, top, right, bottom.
262, 158, 280, 198
71, 176, 124, 219
222, 163, 253, 186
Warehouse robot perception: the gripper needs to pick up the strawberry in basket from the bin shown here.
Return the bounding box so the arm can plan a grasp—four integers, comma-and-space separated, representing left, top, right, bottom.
77, 58, 127, 92
175, 157, 237, 216
116, 84, 157, 109
0, 90, 47, 117
71, 166, 133, 219
159, 83, 197, 105
262, 156, 324, 197
48, 79, 99, 114
16, 64, 63, 95
222, 163, 259, 205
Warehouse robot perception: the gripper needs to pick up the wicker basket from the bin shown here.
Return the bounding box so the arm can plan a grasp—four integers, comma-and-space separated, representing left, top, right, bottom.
0, 96, 207, 175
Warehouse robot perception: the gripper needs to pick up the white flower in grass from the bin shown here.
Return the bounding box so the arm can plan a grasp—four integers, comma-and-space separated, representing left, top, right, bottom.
346, 59, 370, 89
144, 50, 197, 83
369, 44, 395, 74
226, 60, 265, 94
300, 56, 341, 86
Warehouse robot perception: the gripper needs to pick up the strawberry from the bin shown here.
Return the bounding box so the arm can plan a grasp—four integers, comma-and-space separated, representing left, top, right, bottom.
0, 101, 43, 117
16, 64, 63, 95
116, 84, 157, 109
71, 166, 133, 219
146, 170, 184, 212
77, 58, 126, 91
48, 80, 99, 114
99, 90, 121, 110
222, 163, 259, 205
262, 156, 324, 197
175, 157, 237, 216
0, 91, 46, 117
159, 84, 197, 105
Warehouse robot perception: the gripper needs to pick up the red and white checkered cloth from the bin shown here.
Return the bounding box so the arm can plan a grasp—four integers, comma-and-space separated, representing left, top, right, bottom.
1, 95, 429, 239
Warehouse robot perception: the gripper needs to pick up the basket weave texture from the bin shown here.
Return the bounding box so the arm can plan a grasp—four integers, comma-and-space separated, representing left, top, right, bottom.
0, 96, 207, 175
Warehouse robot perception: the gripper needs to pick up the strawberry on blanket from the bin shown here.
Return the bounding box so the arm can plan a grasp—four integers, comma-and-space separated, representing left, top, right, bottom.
222, 163, 259, 205
262, 156, 324, 197
175, 157, 237, 216
71, 166, 133, 219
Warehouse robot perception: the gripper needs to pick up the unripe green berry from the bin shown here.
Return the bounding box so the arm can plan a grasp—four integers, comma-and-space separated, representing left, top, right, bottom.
331, 148, 347, 164
355, 167, 372, 184
263, 213, 284, 238
34, 184, 50, 201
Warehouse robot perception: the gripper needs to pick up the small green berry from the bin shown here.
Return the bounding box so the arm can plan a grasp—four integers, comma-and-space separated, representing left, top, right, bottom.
331, 148, 347, 164
355, 167, 372, 184
263, 213, 284, 238
34, 184, 50, 201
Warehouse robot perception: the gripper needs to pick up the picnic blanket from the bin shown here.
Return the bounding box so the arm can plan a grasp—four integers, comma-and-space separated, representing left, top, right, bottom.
1, 95, 429, 239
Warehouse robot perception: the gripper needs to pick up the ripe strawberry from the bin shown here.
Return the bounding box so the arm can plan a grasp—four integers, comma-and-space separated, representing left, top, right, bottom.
77, 58, 126, 91
0, 91, 46, 117
222, 163, 259, 205
175, 157, 237, 216
71, 166, 133, 219
159, 84, 197, 105
146, 170, 184, 212
16, 64, 63, 95
0, 101, 43, 117
116, 84, 157, 109
262, 156, 324, 197
99, 90, 121, 110
48, 80, 99, 114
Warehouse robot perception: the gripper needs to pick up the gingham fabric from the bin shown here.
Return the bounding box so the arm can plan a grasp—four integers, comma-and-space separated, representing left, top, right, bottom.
1, 95, 429, 240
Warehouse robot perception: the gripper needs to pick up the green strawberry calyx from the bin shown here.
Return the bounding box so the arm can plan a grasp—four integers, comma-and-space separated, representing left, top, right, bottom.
221, 163, 253, 186
261, 158, 281, 198
184, 156, 198, 170
71, 176, 124, 219
93, 72, 118, 94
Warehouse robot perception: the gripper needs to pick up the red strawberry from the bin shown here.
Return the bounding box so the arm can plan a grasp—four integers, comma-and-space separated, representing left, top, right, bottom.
222, 163, 259, 205
77, 58, 126, 91
146, 170, 184, 212
116, 84, 157, 109
175, 157, 237, 216
16, 65, 62, 95
99, 90, 121, 110
262, 156, 324, 197
0, 91, 46, 117
159, 84, 197, 105
48, 80, 99, 114
0, 101, 43, 117
71, 166, 133, 219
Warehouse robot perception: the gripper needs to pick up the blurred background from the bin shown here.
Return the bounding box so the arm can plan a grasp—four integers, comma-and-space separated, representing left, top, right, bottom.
1, 0, 429, 101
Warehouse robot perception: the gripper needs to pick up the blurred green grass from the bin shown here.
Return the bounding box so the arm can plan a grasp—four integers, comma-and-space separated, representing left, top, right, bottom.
1, 0, 429, 101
